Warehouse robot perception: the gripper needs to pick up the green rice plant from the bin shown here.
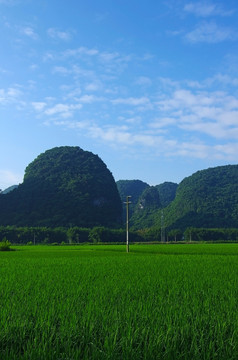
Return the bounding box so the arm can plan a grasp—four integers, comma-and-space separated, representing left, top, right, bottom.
0, 244, 237, 359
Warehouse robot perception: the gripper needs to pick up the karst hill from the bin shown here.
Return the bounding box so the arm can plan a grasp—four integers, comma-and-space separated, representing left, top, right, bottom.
1, 148, 237, 230
116, 165, 238, 230
0, 146, 122, 227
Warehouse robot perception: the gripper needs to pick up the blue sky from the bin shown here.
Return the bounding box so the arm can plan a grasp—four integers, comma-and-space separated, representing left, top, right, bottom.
1, 0, 238, 190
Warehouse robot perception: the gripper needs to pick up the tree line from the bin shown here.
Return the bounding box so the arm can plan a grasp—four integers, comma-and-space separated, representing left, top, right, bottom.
0, 226, 238, 244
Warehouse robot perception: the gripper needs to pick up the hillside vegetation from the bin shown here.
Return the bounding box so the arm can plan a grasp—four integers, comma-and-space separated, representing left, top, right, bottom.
117, 166, 238, 231
0, 147, 237, 231
0, 146, 122, 228
164, 165, 238, 230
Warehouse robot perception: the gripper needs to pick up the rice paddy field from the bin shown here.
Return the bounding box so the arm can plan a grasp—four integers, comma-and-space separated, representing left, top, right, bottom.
0, 243, 237, 360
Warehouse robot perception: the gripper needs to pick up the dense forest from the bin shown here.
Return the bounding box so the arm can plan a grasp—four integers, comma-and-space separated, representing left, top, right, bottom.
117, 180, 178, 229
0, 147, 237, 234
0, 147, 122, 228
164, 165, 238, 230
117, 165, 238, 231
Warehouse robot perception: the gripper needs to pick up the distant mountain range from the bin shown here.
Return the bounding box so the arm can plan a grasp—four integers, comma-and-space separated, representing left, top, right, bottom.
116, 165, 238, 230
1, 148, 237, 230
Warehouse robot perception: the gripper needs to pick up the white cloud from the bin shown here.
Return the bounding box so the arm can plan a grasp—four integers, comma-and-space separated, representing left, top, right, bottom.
47, 28, 72, 41
150, 117, 177, 129
62, 47, 132, 74
85, 81, 102, 92
78, 95, 103, 104
207, 74, 238, 87
63, 47, 99, 57
32, 102, 47, 111
154, 87, 238, 141
112, 97, 150, 106
135, 76, 152, 86
175, 141, 211, 159
21, 26, 38, 40
52, 66, 70, 75
214, 143, 238, 159
185, 22, 236, 43
0, 86, 22, 104
43, 52, 55, 62
184, 2, 234, 17
45, 103, 82, 118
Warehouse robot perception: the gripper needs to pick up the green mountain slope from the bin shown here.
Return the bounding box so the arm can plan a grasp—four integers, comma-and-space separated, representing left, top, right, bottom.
0, 146, 122, 227
164, 165, 238, 229
131, 186, 161, 229
116, 180, 149, 221
156, 182, 178, 207
117, 181, 178, 230
116, 179, 149, 205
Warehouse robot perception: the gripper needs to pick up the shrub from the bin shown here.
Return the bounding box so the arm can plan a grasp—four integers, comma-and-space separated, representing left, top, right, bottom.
0, 237, 12, 251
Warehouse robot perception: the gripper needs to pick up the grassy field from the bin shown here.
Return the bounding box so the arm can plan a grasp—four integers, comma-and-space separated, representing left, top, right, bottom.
0, 244, 237, 359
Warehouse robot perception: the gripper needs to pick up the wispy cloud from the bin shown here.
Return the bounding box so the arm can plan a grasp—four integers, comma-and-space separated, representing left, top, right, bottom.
184, 2, 234, 17
32, 102, 47, 111
78, 95, 104, 104
0, 86, 23, 104
62, 47, 132, 73
47, 28, 72, 41
153, 87, 238, 141
185, 21, 236, 43
135, 76, 152, 87
63, 46, 99, 57
44, 103, 82, 118
20, 26, 38, 40
112, 97, 150, 106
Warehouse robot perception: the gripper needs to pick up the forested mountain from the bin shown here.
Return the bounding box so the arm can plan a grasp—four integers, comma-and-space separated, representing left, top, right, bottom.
116, 180, 149, 218
0, 147, 122, 227
117, 166, 238, 230
116, 179, 149, 203
164, 165, 238, 230
130, 186, 161, 229
0, 149, 237, 231
156, 182, 178, 207
117, 180, 178, 229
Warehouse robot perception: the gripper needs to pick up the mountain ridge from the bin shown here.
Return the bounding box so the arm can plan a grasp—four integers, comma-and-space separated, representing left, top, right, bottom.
1, 152, 237, 230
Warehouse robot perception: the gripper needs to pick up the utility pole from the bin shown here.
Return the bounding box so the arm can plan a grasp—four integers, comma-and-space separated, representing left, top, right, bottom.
161, 210, 165, 243
124, 196, 132, 253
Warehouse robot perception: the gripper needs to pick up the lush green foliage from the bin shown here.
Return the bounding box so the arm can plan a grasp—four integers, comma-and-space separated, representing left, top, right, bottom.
0, 226, 143, 245
117, 180, 178, 229
164, 165, 238, 229
0, 244, 237, 359
184, 227, 238, 242
116, 179, 149, 206
116, 179, 149, 221
131, 187, 161, 229
0, 237, 12, 251
1, 225, 238, 245
155, 182, 178, 207
0, 147, 122, 228
119, 165, 238, 230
